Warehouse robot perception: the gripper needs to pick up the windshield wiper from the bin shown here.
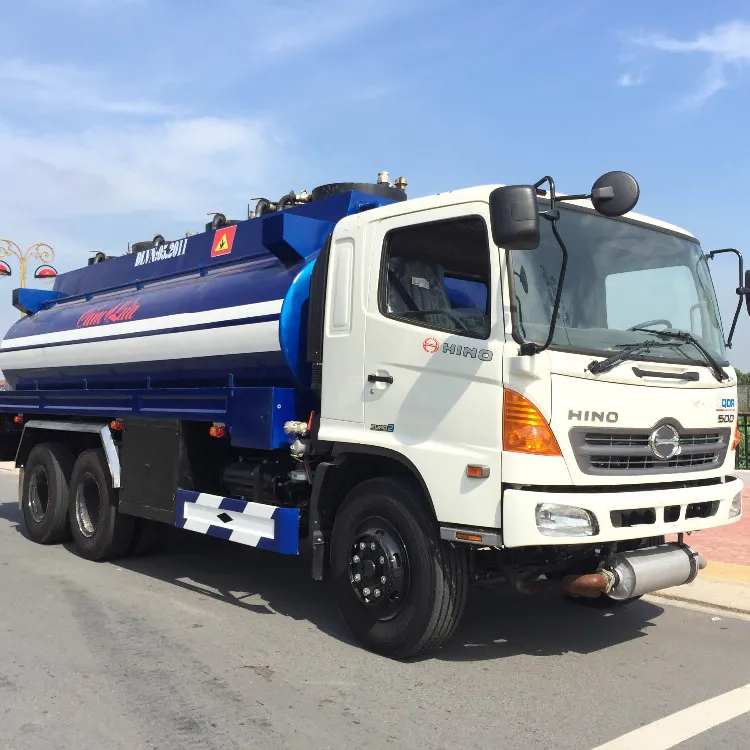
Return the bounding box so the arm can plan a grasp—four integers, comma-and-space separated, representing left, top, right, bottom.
629, 327, 729, 382
587, 339, 681, 375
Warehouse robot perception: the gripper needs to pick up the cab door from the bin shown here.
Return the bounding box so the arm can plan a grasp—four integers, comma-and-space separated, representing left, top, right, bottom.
361, 203, 504, 527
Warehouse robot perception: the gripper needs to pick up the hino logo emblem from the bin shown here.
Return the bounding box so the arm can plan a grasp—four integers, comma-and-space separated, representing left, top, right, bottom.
648, 424, 681, 461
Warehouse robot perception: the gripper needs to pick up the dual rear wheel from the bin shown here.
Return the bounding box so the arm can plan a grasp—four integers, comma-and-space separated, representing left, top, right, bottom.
21, 443, 148, 561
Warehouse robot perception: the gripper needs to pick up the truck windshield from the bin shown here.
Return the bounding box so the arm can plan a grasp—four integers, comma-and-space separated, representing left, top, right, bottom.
508, 205, 728, 365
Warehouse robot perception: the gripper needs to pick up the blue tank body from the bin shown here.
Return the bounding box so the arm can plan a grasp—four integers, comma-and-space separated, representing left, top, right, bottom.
0, 190, 398, 391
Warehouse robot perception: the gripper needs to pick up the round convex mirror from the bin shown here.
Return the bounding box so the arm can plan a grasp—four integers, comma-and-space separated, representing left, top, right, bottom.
591, 171, 640, 217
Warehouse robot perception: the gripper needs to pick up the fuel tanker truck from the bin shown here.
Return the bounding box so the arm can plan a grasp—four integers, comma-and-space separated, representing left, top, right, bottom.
1, 170, 748, 659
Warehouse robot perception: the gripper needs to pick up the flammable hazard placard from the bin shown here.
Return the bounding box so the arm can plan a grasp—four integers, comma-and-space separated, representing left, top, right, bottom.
211, 225, 237, 258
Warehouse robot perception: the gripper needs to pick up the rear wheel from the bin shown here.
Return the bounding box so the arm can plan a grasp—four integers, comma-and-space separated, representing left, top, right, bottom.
21, 443, 74, 544
331, 476, 468, 660
128, 518, 164, 557
68, 449, 134, 561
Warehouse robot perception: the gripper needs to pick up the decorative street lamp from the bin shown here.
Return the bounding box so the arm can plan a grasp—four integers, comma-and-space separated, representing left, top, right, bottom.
34, 264, 58, 279
0, 240, 56, 288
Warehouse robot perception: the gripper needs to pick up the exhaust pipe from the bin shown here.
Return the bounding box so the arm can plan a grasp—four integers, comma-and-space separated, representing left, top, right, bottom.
517, 543, 706, 600
603, 543, 706, 601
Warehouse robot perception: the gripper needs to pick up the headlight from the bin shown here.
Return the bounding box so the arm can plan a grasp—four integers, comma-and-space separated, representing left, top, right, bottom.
535, 503, 598, 537
730, 491, 742, 519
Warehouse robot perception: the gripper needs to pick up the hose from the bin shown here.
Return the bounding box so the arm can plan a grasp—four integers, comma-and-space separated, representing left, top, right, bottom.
276, 190, 297, 212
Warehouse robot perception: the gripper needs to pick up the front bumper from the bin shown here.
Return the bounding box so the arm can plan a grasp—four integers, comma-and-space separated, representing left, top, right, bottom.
502, 476, 743, 548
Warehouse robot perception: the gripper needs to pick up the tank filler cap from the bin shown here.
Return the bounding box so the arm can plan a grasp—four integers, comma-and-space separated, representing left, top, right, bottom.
377, 171, 391, 186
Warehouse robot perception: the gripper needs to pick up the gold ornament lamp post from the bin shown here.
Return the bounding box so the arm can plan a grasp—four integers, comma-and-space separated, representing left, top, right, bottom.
0, 240, 57, 287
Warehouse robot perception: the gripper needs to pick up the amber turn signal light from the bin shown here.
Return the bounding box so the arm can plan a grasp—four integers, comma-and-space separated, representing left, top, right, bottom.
209, 424, 226, 438
503, 389, 561, 456
455, 532, 483, 543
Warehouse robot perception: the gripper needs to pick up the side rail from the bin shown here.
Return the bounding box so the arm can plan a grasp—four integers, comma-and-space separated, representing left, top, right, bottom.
737, 413, 749, 470
16, 420, 121, 487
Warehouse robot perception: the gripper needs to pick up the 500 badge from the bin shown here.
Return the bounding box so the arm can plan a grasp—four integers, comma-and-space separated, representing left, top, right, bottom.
718, 413, 735, 424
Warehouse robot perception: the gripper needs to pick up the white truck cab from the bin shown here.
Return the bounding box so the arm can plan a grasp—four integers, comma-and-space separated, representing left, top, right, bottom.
320, 179, 742, 539
312, 172, 745, 656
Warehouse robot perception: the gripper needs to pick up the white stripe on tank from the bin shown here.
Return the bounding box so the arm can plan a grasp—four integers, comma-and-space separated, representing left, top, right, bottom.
1, 299, 284, 349
0, 320, 281, 371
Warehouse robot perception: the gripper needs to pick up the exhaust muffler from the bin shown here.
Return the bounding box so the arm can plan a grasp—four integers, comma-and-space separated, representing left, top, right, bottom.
516, 543, 707, 599
603, 543, 706, 600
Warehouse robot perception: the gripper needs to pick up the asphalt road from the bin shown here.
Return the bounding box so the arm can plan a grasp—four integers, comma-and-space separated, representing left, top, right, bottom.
1, 468, 749, 750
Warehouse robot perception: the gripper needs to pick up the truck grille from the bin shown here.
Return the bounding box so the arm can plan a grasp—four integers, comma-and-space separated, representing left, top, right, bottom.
570, 427, 730, 476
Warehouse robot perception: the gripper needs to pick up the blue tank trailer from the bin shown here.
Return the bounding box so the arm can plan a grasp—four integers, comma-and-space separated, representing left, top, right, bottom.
0, 176, 487, 658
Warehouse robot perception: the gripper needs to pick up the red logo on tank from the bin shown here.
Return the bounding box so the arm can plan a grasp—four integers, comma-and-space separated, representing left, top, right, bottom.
76, 299, 141, 328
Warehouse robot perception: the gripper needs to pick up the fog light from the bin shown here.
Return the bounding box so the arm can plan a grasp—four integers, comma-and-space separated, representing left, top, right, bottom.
535, 503, 598, 537
730, 492, 742, 519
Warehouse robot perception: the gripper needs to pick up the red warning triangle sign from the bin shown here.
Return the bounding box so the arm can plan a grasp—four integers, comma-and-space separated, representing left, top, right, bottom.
211, 225, 237, 258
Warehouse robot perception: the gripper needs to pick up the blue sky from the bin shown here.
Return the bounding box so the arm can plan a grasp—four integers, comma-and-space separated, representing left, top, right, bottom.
1, 0, 749, 369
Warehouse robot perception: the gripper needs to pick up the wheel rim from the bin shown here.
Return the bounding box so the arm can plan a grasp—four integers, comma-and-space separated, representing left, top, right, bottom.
27, 465, 50, 524
348, 517, 410, 620
75, 474, 101, 538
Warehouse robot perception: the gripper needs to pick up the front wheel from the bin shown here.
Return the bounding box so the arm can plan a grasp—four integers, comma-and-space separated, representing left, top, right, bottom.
330, 477, 468, 660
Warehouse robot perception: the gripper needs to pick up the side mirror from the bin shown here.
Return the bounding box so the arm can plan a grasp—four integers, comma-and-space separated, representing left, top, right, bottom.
590, 171, 640, 217
746, 270, 750, 316
489, 186, 540, 250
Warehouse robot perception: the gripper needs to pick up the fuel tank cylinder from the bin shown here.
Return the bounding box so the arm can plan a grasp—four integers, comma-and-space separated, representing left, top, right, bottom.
0, 188, 400, 391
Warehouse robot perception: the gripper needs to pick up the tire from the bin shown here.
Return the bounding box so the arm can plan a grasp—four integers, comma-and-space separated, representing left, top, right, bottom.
21, 443, 74, 544
331, 476, 468, 660
128, 518, 163, 557
68, 449, 135, 561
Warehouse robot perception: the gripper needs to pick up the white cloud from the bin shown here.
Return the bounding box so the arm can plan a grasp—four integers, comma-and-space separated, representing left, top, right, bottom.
682, 60, 729, 108
633, 19, 750, 106
0, 57, 174, 117
0, 115, 282, 222
0, 56, 270, 229
252, 0, 429, 56
31, 0, 146, 9
617, 70, 647, 87
639, 20, 750, 61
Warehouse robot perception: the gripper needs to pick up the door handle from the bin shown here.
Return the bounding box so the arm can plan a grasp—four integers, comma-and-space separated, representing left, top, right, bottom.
368, 374, 394, 384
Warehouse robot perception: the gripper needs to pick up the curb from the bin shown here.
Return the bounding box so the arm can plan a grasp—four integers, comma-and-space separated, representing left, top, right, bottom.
701, 560, 750, 584
650, 591, 750, 617
644, 594, 750, 622
651, 564, 750, 617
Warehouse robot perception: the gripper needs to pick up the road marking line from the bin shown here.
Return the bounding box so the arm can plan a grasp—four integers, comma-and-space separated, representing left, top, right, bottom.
591, 683, 750, 750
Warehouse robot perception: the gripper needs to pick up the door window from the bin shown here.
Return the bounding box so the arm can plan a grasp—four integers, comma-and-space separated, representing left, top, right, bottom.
379, 216, 491, 339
